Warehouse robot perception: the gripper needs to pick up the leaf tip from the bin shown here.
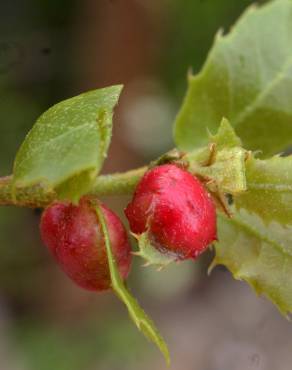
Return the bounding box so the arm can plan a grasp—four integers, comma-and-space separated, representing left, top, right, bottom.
187, 66, 194, 80
208, 258, 218, 275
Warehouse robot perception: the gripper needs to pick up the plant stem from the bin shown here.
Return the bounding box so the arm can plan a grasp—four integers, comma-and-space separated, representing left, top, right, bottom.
90, 166, 147, 196
0, 167, 147, 208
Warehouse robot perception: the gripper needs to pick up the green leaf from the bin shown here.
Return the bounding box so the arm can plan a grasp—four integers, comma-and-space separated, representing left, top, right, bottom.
188, 118, 247, 195
133, 232, 177, 269
197, 147, 247, 194
13, 86, 122, 202
213, 209, 292, 316
174, 0, 292, 156
235, 155, 292, 225
209, 117, 242, 149
94, 204, 170, 365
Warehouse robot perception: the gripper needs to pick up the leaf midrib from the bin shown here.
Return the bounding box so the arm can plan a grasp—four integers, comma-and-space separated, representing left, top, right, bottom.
16, 121, 100, 171
233, 55, 292, 127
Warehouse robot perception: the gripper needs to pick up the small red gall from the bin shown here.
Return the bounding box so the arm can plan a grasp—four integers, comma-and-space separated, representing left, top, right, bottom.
125, 164, 217, 260
40, 197, 132, 291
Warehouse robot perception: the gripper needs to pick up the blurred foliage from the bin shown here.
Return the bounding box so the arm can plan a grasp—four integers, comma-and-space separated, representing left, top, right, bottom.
0, 206, 49, 309
13, 314, 149, 370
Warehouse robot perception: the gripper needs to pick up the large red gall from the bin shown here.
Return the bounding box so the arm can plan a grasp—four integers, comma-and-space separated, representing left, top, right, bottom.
125, 164, 217, 260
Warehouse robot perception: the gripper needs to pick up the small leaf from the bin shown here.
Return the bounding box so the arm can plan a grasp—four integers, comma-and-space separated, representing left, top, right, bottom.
209, 117, 242, 149
174, 0, 292, 156
214, 208, 292, 316
13, 85, 122, 202
133, 232, 177, 269
235, 154, 292, 225
94, 204, 170, 365
188, 119, 247, 195
197, 147, 247, 194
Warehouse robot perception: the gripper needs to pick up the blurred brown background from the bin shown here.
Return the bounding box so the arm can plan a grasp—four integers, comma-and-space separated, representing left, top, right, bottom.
1, 1, 290, 369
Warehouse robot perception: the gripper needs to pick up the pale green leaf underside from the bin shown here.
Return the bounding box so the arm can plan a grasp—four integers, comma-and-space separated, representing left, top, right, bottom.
209, 117, 242, 149
174, 0, 292, 156
94, 204, 170, 365
214, 209, 292, 315
205, 118, 246, 193
188, 118, 247, 195
13, 85, 122, 201
196, 147, 247, 194
235, 155, 292, 225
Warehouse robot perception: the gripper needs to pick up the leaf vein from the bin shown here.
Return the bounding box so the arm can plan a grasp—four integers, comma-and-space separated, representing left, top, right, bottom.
234, 55, 292, 126
226, 214, 292, 259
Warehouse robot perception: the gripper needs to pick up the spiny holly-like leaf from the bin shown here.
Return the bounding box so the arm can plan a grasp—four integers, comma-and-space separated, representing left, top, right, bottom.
235, 155, 292, 225
133, 232, 177, 269
213, 209, 292, 316
174, 0, 292, 156
13, 86, 122, 202
94, 204, 170, 365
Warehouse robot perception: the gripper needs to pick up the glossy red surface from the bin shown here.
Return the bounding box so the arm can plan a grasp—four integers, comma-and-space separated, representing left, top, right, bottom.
125, 164, 217, 260
40, 197, 132, 291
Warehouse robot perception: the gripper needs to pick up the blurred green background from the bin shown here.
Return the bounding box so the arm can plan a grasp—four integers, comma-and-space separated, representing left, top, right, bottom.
1, 1, 290, 370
